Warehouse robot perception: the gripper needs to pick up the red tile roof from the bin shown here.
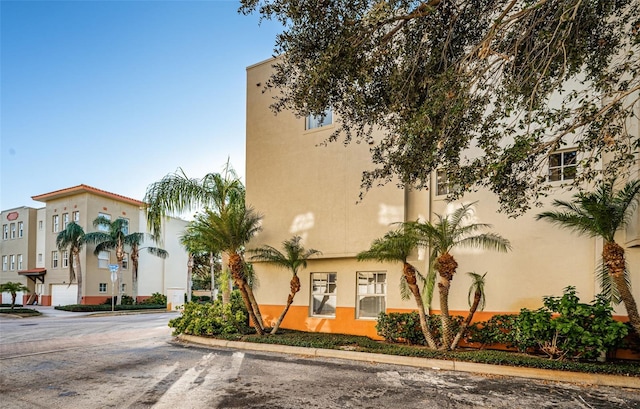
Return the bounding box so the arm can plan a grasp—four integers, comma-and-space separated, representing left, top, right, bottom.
31, 184, 145, 206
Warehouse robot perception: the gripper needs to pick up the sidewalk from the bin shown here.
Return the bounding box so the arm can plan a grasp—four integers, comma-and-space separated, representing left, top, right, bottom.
177, 334, 640, 390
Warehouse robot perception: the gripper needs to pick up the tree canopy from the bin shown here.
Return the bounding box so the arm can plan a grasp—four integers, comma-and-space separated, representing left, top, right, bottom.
240, 0, 640, 214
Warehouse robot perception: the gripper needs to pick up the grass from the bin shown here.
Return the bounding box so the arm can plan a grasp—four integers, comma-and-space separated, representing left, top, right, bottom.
55, 304, 166, 312
208, 329, 640, 377
0, 307, 41, 316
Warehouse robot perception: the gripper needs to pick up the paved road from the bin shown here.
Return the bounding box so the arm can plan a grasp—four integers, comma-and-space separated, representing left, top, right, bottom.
1, 311, 639, 408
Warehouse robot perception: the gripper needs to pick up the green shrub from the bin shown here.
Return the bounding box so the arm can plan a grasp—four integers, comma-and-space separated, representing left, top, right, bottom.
192, 295, 211, 303
55, 304, 166, 312
470, 287, 628, 360
140, 292, 167, 305
168, 299, 249, 336
376, 311, 463, 347
101, 294, 135, 305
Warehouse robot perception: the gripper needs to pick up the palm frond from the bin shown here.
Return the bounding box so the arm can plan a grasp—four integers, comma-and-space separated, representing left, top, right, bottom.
467, 272, 487, 311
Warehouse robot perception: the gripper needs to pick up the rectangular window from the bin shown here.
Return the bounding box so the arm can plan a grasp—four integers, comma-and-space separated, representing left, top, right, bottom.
2, 255, 7, 271
306, 108, 333, 130
97, 213, 111, 232
73, 211, 80, 223
436, 169, 450, 196
98, 251, 109, 269
356, 271, 387, 319
18, 222, 24, 238
122, 253, 128, 270
2, 224, 7, 240
120, 283, 126, 293
17, 254, 23, 270
38, 253, 43, 263
52, 251, 59, 268
62, 251, 69, 268
310, 272, 337, 317
99, 283, 107, 293
10, 223, 16, 239
548, 150, 577, 182
52, 215, 60, 233
38, 220, 43, 230
10, 255, 16, 270
63, 213, 69, 229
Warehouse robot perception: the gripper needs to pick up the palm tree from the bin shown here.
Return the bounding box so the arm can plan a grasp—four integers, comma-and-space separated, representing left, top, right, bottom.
357, 229, 438, 349
407, 202, 511, 349
84, 217, 139, 305
187, 202, 265, 335
250, 235, 322, 334
0, 282, 29, 309
129, 234, 168, 303
450, 272, 487, 349
536, 179, 640, 337
56, 221, 86, 304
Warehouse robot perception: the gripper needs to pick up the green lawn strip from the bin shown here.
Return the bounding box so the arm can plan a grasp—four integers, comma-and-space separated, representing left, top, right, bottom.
55, 304, 166, 312
210, 329, 640, 377
0, 308, 41, 316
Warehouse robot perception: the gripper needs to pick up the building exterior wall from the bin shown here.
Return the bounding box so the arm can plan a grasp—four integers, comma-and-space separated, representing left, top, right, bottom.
245, 58, 640, 339
0, 207, 38, 303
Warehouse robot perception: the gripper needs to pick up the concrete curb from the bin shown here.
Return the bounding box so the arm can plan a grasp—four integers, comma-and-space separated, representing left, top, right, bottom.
177, 334, 640, 390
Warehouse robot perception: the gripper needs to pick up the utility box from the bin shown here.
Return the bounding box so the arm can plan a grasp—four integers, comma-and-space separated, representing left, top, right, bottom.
166, 288, 185, 311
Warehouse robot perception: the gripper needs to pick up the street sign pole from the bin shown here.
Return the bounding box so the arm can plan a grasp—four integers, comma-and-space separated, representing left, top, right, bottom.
109, 264, 119, 312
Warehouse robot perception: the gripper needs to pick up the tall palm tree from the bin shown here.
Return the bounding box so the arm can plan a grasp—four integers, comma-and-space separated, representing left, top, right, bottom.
0, 282, 29, 309
250, 235, 322, 334
180, 229, 215, 303
129, 234, 168, 303
187, 202, 265, 335
407, 202, 511, 349
84, 217, 140, 305
56, 221, 86, 304
357, 229, 439, 349
536, 179, 640, 337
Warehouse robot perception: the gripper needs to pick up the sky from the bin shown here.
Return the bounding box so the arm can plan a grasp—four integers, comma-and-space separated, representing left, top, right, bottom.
0, 0, 284, 211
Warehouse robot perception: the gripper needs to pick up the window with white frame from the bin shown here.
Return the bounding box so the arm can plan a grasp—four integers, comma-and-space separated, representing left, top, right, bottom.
122, 253, 128, 269
38, 253, 43, 263
73, 211, 80, 223
548, 150, 577, 182
119, 218, 129, 235
2, 224, 7, 240
18, 222, 24, 238
98, 251, 109, 269
10, 223, 16, 239
62, 251, 69, 268
436, 169, 450, 196
2, 255, 7, 271
52, 215, 60, 233
99, 283, 107, 293
17, 254, 23, 270
38, 220, 43, 230
356, 271, 387, 319
97, 212, 111, 232
310, 272, 337, 317
9, 254, 16, 270
306, 108, 333, 130
63, 213, 69, 229
51, 251, 58, 268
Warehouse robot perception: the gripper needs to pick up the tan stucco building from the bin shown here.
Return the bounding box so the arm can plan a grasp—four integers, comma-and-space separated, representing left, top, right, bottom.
245, 58, 640, 338
0, 185, 188, 306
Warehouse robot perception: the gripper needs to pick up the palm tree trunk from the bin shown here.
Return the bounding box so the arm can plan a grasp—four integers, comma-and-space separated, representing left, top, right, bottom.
604, 241, 640, 336
132, 251, 139, 303
270, 275, 301, 335
186, 253, 193, 303
229, 253, 264, 335
436, 252, 458, 350
75, 251, 83, 305
451, 288, 481, 350
220, 253, 231, 305
403, 263, 438, 349
116, 242, 124, 306
244, 282, 264, 330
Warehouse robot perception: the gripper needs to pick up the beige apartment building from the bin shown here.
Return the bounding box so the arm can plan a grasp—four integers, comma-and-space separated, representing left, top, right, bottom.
245, 58, 640, 339
0, 185, 188, 306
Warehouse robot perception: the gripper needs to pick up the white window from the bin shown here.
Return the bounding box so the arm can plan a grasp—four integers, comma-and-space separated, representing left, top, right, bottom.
119, 218, 129, 235
73, 211, 80, 223
98, 251, 110, 269
122, 253, 128, 270
99, 283, 107, 293
38, 253, 43, 263
436, 169, 450, 196
10, 223, 16, 239
310, 273, 337, 317
548, 150, 577, 182
62, 251, 69, 268
17, 254, 23, 270
18, 222, 24, 238
356, 271, 387, 319
53, 215, 60, 233
97, 212, 111, 232
2, 224, 7, 240
2, 255, 7, 271
38, 220, 43, 230
52, 251, 59, 268
10, 254, 16, 270
63, 213, 69, 229
306, 108, 333, 130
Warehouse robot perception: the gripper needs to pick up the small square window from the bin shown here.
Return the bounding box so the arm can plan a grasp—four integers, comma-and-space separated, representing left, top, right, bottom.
99, 283, 107, 293
548, 150, 577, 182
306, 108, 333, 130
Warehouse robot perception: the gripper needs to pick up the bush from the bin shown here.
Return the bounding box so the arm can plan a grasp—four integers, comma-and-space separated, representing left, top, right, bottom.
469, 286, 628, 360
55, 304, 166, 312
140, 292, 167, 305
101, 294, 135, 305
192, 295, 211, 303
376, 311, 463, 347
168, 298, 249, 336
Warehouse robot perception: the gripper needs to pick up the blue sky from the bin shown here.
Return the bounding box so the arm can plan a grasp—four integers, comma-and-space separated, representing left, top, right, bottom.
1, 0, 283, 211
